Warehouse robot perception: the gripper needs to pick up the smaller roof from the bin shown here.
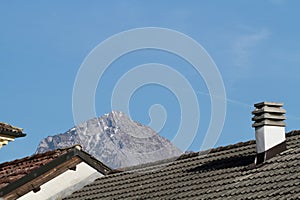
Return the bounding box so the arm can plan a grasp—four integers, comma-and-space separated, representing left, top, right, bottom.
0, 145, 111, 199
0, 122, 26, 138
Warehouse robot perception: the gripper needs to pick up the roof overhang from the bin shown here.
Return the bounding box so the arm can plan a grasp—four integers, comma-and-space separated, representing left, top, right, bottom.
0, 146, 111, 199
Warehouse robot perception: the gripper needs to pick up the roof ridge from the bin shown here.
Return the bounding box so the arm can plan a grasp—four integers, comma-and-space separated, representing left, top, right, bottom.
122, 130, 300, 171
116, 140, 255, 172
176, 140, 255, 161
0, 144, 81, 168
286, 130, 300, 137
177, 130, 300, 161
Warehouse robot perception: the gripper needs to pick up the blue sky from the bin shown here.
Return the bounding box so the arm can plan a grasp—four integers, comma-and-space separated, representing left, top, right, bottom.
1, 0, 300, 162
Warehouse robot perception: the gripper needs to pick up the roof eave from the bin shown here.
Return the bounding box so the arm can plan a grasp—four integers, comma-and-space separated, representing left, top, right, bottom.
0, 147, 111, 199
0, 130, 26, 138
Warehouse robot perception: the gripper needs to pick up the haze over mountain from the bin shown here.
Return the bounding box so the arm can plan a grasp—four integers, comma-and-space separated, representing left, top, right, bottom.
36, 111, 182, 168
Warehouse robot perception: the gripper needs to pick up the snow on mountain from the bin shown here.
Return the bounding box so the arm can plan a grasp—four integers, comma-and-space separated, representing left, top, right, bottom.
36, 111, 182, 168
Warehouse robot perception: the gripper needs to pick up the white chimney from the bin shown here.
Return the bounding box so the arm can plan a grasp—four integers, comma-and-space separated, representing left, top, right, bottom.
252, 102, 287, 164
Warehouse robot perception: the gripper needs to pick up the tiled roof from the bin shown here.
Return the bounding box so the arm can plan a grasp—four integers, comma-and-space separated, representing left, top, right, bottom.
0, 146, 73, 190
0, 122, 26, 137
0, 145, 111, 199
65, 131, 300, 200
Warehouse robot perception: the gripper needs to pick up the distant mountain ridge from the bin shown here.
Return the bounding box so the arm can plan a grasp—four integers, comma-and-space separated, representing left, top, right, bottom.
36, 111, 182, 168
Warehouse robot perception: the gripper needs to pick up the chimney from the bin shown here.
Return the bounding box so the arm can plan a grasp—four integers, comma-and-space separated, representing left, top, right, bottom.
252, 102, 287, 164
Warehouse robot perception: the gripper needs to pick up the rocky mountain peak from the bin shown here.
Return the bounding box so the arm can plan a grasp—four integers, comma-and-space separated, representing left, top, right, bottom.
36, 111, 182, 169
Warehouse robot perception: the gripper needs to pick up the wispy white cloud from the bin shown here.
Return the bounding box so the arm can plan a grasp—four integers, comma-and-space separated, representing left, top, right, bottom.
233, 28, 270, 70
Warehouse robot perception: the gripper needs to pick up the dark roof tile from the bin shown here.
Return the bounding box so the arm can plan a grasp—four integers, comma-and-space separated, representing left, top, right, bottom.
65, 131, 300, 199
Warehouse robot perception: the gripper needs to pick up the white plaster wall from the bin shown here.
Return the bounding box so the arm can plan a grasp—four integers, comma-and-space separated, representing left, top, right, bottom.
18, 162, 103, 200
255, 126, 285, 153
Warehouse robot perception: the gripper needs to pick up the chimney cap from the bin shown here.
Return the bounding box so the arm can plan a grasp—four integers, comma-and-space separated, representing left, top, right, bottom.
254, 102, 283, 108
252, 101, 286, 128
252, 113, 286, 121
252, 119, 286, 128
252, 107, 286, 115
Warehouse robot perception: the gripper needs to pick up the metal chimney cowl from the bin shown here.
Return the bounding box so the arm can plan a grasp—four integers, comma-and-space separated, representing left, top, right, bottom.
252, 102, 287, 164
